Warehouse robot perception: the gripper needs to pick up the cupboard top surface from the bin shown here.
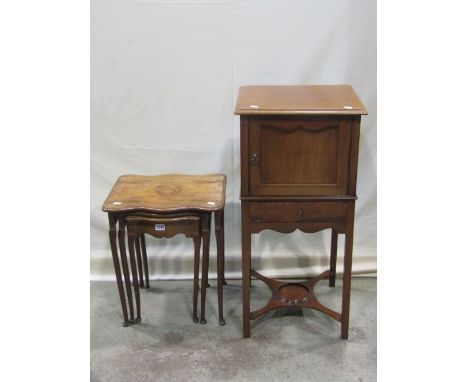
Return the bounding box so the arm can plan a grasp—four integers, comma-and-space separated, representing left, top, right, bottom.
234, 85, 367, 116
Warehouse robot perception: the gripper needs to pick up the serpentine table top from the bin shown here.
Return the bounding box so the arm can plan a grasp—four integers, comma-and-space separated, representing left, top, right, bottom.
102, 174, 226, 214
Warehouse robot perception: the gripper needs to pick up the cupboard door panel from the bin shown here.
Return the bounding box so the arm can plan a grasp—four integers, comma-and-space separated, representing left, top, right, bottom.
249, 117, 351, 196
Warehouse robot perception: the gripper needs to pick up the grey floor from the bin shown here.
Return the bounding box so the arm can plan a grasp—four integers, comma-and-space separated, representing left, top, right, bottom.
91, 278, 376, 382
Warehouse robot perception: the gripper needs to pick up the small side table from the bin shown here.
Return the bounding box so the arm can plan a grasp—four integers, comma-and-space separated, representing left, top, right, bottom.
102, 174, 226, 326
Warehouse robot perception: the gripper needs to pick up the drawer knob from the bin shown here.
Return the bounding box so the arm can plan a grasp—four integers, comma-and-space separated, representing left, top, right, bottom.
297, 209, 304, 219
250, 153, 260, 163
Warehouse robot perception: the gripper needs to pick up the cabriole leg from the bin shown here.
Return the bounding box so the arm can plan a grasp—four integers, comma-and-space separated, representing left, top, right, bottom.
108, 214, 129, 327
192, 236, 201, 323
221, 210, 227, 286
215, 210, 225, 326
140, 234, 150, 289
118, 216, 135, 323
200, 213, 211, 324
127, 231, 141, 323
135, 235, 144, 288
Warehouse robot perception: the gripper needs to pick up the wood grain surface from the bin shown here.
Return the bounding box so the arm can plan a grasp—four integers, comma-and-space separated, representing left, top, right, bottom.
235, 85, 367, 115
247, 116, 350, 196
102, 174, 226, 213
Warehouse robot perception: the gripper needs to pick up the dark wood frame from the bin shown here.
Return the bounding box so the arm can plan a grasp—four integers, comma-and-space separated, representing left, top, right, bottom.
107, 209, 226, 327
240, 114, 361, 339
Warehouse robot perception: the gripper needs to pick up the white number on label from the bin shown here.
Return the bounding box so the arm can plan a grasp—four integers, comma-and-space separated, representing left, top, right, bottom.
155, 224, 166, 231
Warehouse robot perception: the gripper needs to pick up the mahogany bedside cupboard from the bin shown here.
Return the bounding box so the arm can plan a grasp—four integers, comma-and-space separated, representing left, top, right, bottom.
234, 85, 367, 339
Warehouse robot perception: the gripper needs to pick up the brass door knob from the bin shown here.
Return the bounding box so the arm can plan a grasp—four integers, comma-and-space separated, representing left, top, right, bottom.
297, 209, 304, 219
250, 153, 260, 163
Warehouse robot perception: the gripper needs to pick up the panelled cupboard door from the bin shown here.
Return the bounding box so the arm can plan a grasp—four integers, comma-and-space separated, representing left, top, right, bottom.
248, 116, 352, 196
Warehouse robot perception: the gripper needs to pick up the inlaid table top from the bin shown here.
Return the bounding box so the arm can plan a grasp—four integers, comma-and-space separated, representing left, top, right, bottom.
102, 174, 226, 213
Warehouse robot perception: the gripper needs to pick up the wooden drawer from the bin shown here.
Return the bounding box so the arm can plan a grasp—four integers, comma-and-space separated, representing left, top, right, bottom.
125, 215, 201, 238
248, 202, 347, 223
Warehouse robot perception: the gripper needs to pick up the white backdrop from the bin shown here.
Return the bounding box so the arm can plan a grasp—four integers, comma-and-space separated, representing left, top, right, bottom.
91, 0, 376, 280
